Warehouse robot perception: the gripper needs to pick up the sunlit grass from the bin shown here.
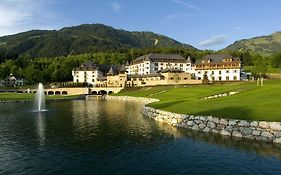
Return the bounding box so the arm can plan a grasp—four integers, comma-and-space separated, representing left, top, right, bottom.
116, 80, 281, 121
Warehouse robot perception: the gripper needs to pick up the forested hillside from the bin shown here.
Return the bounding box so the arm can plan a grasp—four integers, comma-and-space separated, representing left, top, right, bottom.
0, 24, 196, 62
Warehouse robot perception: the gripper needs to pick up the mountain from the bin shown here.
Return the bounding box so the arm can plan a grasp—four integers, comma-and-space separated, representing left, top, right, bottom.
0, 24, 196, 61
224, 32, 281, 55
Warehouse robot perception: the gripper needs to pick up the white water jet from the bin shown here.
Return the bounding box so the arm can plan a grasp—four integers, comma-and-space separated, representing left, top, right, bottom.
34, 83, 46, 112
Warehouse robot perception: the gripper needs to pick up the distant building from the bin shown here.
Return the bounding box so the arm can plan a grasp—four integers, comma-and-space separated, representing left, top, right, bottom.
4, 74, 26, 87
126, 53, 194, 75
72, 61, 106, 86
106, 64, 127, 87
194, 54, 241, 81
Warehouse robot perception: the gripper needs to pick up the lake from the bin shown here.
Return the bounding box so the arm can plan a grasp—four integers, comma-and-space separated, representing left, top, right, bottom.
0, 99, 281, 175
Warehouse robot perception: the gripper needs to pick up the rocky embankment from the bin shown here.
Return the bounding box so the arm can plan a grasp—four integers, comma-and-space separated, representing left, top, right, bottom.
142, 106, 281, 143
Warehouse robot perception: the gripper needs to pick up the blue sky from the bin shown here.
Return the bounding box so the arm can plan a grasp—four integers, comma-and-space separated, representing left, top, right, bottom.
0, 0, 281, 50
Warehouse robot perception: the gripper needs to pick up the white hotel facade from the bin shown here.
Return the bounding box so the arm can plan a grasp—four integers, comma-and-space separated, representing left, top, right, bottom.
126, 53, 194, 75
126, 53, 242, 81
194, 54, 241, 81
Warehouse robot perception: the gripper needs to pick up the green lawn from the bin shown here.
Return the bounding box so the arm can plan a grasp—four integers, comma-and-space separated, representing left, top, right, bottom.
116, 80, 281, 121
0, 93, 82, 101
244, 66, 281, 73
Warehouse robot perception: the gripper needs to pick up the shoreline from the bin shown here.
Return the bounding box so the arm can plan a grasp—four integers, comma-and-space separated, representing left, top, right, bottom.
104, 95, 281, 144
0, 95, 85, 103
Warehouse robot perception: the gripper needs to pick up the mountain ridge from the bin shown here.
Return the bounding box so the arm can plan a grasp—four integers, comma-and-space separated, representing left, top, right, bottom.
0, 23, 196, 62
224, 31, 281, 55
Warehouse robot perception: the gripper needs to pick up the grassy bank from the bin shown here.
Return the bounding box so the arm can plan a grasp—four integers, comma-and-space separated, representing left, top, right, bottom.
0, 93, 82, 101
115, 80, 281, 121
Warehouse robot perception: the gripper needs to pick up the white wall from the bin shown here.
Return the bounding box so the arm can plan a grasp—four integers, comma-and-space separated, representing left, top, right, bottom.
195, 69, 241, 81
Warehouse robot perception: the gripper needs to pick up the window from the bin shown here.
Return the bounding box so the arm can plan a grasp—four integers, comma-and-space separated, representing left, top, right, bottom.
198, 71, 201, 74
155, 63, 158, 66
234, 76, 237, 80
219, 76, 222, 81
175, 63, 177, 66
233, 70, 237, 73
219, 71, 222, 75
205, 71, 208, 74
226, 76, 229, 80
160, 63, 163, 66
212, 71, 214, 74
180, 64, 183, 67
92, 79, 95, 82
187, 64, 190, 66
226, 70, 230, 73
170, 77, 174, 80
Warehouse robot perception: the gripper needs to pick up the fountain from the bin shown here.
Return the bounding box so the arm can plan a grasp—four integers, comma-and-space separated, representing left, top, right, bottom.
34, 83, 46, 112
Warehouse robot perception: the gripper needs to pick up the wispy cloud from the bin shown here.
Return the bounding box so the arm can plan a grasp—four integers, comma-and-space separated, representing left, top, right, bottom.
162, 13, 192, 23
0, 0, 62, 36
110, 2, 121, 12
198, 35, 229, 47
171, 0, 200, 10
235, 26, 242, 30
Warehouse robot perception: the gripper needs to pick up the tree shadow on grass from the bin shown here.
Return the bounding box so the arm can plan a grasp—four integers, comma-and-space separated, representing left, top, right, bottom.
149, 100, 186, 109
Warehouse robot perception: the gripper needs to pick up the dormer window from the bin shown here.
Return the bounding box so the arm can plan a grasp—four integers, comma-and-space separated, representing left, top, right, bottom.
202, 59, 211, 63
223, 58, 233, 62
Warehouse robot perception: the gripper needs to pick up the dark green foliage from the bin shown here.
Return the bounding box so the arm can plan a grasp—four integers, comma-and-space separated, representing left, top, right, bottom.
270, 53, 281, 68
252, 55, 268, 78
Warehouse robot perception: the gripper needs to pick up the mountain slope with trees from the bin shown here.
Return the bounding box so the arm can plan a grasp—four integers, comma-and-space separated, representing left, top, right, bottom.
0, 24, 196, 62
224, 32, 281, 55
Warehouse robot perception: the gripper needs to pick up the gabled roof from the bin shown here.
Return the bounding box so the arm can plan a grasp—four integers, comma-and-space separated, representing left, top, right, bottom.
74, 61, 98, 71
119, 64, 126, 73
132, 53, 187, 64
107, 66, 115, 75
195, 53, 240, 64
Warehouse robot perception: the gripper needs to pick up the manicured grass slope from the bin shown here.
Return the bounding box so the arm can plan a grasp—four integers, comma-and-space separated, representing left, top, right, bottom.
116, 81, 281, 121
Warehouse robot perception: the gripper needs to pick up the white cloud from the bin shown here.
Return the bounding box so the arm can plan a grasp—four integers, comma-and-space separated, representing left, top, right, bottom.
171, 0, 200, 10
0, 0, 62, 36
162, 13, 192, 23
110, 2, 121, 12
198, 35, 229, 47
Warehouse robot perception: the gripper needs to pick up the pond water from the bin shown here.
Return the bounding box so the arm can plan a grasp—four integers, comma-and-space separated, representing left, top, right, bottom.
0, 99, 281, 175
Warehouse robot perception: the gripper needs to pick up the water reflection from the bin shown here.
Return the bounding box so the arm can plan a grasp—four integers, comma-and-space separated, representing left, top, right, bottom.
36, 112, 46, 146
175, 126, 281, 159
0, 100, 281, 174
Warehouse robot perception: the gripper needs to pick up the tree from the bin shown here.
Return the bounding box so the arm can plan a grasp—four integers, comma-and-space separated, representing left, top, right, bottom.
270, 53, 281, 68
202, 72, 209, 84
252, 55, 267, 78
